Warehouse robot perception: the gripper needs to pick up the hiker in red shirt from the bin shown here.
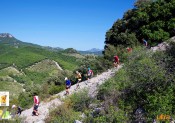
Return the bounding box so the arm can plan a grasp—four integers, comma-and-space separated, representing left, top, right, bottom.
32, 94, 40, 116
113, 55, 119, 68
126, 47, 132, 53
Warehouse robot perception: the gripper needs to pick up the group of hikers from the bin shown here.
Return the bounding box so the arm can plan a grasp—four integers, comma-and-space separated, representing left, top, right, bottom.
65, 67, 94, 95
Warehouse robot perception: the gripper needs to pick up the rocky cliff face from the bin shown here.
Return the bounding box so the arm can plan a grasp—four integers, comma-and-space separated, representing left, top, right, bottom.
0, 33, 14, 38
151, 36, 175, 52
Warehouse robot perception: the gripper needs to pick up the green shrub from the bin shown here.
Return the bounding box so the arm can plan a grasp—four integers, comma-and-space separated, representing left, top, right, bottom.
85, 106, 128, 123
48, 85, 64, 95
18, 92, 33, 108
45, 103, 81, 123
69, 90, 93, 112
97, 47, 175, 122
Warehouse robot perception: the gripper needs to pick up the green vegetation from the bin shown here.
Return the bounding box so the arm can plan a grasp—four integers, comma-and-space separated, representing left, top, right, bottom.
0, 81, 23, 98
105, 0, 175, 50
0, 44, 81, 70
62, 48, 79, 54
45, 90, 92, 123
96, 44, 175, 122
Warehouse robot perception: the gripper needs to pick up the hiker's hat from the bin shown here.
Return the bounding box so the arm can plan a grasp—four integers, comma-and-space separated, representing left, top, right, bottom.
12, 105, 16, 109
65, 77, 68, 80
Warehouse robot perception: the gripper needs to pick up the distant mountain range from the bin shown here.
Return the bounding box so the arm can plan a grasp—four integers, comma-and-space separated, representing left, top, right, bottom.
78, 49, 103, 55
87, 48, 103, 52
0, 33, 103, 55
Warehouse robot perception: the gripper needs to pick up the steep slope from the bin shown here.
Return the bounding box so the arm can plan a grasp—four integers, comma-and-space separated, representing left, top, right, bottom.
21, 66, 122, 123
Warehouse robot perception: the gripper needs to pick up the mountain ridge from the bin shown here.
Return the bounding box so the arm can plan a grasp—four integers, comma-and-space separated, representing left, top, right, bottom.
0, 33, 102, 55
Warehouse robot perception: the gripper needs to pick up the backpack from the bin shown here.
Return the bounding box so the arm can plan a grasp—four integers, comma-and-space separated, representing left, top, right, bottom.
77, 73, 82, 79
88, 70, 93, 76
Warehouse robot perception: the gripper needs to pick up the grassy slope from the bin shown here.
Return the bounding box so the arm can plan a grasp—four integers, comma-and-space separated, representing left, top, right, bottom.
0, 46, 46, 69
0, 81, 23, 98
0, 45, 81, 71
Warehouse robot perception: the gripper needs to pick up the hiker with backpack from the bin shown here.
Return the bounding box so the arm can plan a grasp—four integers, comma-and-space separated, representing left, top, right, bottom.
32, 94, 39, 116
87, 67, 93, 80
75, 71, 82, 90
11, 105, 17, 118
65, 77, 71, 95
17, 106, 22, 116
84, 67, 94, 85
11, 105, 23, 117
113, 55, 119, 68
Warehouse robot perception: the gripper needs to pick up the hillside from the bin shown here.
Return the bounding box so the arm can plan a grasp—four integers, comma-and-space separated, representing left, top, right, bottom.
20, 37, 175, 123
36, 37, 175, 123
0, 34, 89, 111
0, 33, 108, 113
0, 44, 81, 71
21, 65, 122, 123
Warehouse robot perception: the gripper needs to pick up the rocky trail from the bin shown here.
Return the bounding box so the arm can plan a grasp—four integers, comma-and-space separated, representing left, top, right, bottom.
21, 65, 122, 123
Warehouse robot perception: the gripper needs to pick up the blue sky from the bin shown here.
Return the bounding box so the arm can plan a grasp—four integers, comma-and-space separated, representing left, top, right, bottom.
0, 0, 135, 50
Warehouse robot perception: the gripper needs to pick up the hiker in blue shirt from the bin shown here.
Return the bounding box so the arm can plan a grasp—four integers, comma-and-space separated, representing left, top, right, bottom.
142, 38, 148, 47
65, 77, 71, 95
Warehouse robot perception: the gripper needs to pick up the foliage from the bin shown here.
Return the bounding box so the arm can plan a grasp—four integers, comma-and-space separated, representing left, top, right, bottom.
0, 81, 23, 98
46, 90, 93, 123
104, 44, 129, 64
18, 92, 33, 108
45, 103, 81, 123
96, 46, 175, 122
105, 0, 175, 51
48, 85, 64, 95
69, 90, 93, 112
0, 44, 81, 71
62, 48, 79, 54
134, 0, 153, 8
85, 106, 128, 123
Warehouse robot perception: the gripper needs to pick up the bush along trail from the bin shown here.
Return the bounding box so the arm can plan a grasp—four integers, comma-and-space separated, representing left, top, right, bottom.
20, 65, 123, 123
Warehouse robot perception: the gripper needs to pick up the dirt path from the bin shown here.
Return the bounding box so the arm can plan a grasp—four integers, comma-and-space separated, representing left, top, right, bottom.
21, 65, 122, 123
